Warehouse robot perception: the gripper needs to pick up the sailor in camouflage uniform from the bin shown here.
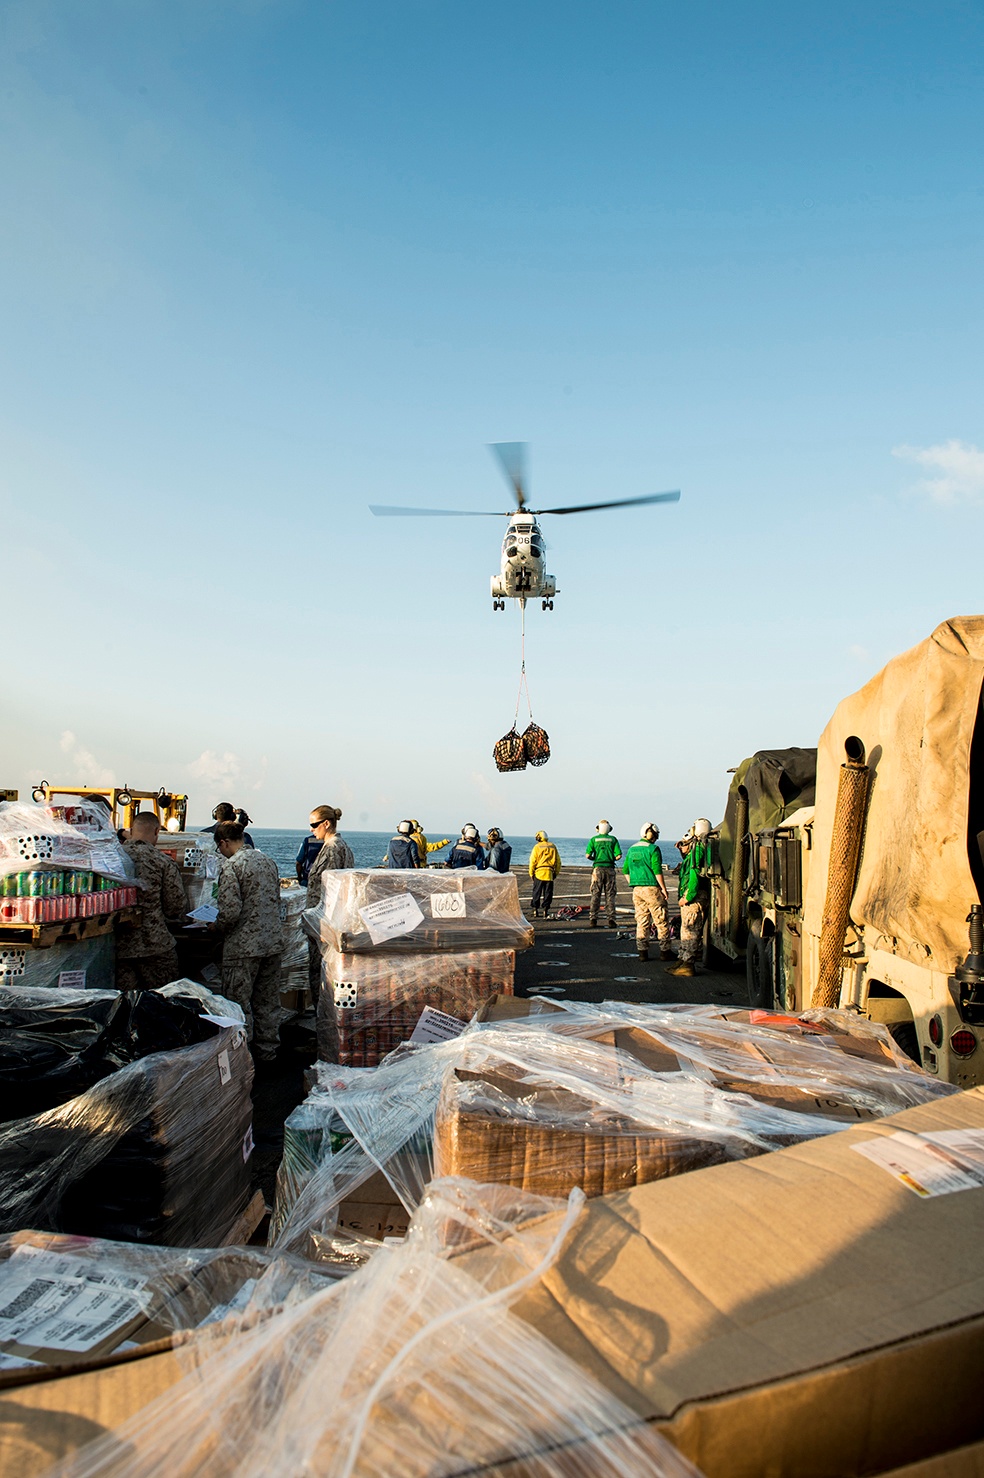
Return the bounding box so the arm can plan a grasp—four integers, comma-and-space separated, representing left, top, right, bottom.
305, 805, 354, 1063
213, 822, 284, 1060
118, 812, 185, 991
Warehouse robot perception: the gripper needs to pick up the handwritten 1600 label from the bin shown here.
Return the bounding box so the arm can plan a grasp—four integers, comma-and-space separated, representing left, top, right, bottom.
431, 893, 467, 920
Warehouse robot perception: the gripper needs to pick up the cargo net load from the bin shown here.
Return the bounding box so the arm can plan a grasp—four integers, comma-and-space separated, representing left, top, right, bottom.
269, 1001, 956, 1264
42, 1177, 702, 1478
0, 801, 137, 926
306, 866, 533, 954
0, 981, 255, 1246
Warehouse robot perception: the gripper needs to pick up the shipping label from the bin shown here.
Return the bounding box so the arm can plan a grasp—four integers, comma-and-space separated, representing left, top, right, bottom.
852, 1128, 984, 1197
358, 892, 424, 944
409, 1005, 468, 1045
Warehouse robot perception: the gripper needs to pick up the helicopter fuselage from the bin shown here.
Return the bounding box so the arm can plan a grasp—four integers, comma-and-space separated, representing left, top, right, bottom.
490, 512, 557, 610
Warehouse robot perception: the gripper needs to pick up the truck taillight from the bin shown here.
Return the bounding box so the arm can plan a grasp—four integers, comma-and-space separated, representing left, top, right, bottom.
928, 1014, 943, 1047
950, 1028, 978, 1058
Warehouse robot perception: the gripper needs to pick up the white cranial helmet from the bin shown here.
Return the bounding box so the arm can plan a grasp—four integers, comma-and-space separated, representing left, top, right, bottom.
397, 820, 413, 835
641, 823, 659, 839
596, 820, 611, 834
462, 824, 479, 840
693, 818, 712, 839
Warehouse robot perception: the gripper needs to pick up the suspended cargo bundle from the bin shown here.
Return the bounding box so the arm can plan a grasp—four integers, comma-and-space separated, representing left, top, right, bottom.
494, 603, 550, 770
493, 728, 527, 772
522, 721, 550, 767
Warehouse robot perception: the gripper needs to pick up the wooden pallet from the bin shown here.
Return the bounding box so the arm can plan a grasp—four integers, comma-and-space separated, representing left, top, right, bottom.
220, 1188, 268, 1247
0, 905, 143, 949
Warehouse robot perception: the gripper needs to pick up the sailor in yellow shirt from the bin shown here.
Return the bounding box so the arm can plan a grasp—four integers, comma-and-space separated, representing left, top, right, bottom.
409, 821, 450, 869
528, 831, 561, 918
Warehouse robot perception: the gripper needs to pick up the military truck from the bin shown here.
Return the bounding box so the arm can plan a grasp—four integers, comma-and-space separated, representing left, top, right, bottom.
709, 617, 984, 1089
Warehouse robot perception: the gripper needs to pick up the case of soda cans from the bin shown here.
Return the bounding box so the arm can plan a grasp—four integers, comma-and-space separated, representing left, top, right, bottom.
309, 937, 515, 1067
0, 803, 137, 928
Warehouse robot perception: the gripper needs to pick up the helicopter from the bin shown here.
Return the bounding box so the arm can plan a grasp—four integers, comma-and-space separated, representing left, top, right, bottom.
369, 443, 681, 611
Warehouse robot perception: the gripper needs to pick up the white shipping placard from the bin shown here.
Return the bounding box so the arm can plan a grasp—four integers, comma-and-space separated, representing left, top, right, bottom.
321, 872, 343, 909
409, 1005, 468, 1045
57, 970, 87, 989
851, 1129, 984, 1198
0, 1249, 151, 1355
358, 892, 424, 945
217, 1049, 232, 1086
430, 892, 466, 920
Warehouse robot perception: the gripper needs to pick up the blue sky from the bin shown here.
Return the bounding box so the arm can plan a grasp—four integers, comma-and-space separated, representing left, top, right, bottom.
2, 1, 982, 839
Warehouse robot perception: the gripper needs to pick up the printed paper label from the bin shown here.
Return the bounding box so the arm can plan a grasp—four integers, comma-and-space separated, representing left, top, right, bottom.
321, 872, 343, 909
57, 970, 87, 989
358, 892, 424, 945
0, 1249, 151, 1355
431, 892, 466, 920
217, 1050, 231, 1086
187, 904, 219, 924
852, 1129, 984, 1197
409, 1005, 469, 1044
242, 1124, 254, 1162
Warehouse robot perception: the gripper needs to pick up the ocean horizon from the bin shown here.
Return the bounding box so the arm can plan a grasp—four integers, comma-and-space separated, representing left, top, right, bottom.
193, 827, 684, 878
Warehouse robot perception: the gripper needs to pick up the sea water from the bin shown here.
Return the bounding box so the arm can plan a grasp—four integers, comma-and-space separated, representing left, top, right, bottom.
222, 829, 683, 879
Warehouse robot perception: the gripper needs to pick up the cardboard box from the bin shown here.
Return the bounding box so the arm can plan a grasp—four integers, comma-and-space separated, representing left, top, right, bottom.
6, 1091, 984, 1478
880, 1441, 984, 1477
489, 1085, 984, 1477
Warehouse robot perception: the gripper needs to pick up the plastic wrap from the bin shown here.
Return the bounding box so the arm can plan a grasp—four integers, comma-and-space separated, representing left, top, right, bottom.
310, 866, 533, 953
271, 1005, 955, 1255
0, 933, 115, 993
279, 883, 309, 1005
50, 1178, 702, 1478
0, 801, 134, 884
0, 1230, 331, 1371
0, 982, 255, 1245
310, 934, 515, 1066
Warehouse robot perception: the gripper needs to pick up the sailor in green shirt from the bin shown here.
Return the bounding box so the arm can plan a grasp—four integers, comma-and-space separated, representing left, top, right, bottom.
622, 824, 673, 962
666, 818, 713, 978
585, 820, 622, 927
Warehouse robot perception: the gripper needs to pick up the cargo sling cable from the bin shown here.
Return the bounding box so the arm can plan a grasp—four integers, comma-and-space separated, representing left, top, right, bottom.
493, 603, 550, 770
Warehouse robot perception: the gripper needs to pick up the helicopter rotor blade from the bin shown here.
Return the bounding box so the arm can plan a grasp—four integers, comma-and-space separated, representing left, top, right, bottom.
534, 490, 681, 516
489, 442, 528, 510
369, 505, 506, 517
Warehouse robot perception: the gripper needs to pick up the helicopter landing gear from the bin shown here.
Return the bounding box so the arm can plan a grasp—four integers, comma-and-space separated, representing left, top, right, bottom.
542, 598, 554, 611
493, 599, 505, 611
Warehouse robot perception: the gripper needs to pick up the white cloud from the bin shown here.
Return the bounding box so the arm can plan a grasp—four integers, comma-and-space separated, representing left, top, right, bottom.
58, 730, 115, 787
187, 750, 241, 789
892, 439, 984, 505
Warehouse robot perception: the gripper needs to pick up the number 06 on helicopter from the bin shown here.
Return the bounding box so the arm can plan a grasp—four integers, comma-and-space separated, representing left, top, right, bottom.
370, 443, 681, 611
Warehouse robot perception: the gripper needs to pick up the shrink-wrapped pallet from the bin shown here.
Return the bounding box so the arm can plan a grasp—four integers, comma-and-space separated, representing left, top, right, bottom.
309, 866, 533, 953
0, 800, 133, 885
278, 883, 309, 1008
308, 934, 515, 1066
271, 1005, 955, 1257
48, 1178, 703, 1478
0, 983, 255, 1245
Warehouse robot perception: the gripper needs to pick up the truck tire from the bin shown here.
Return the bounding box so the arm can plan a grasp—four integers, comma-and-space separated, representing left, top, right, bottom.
746, 923, 775, 1009
888, 1020, 921, 1066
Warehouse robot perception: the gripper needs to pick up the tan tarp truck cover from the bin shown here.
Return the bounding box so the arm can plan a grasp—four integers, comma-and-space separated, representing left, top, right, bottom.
805, 616, 984, 973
